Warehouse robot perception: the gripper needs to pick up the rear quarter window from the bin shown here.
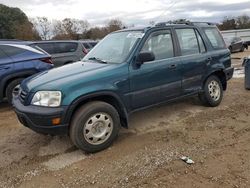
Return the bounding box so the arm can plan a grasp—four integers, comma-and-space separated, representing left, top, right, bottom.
54, 42, 78, 53
82, 42, 92, 50
89, 42, 97, 47
204, 28, 225, 49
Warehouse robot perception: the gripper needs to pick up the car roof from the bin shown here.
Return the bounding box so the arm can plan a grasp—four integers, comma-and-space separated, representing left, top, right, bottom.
0, 43, 48, 55
78, 40, 98, 42
31, 40, 80, 44
0, 41, 32, 45
115, 22, 217, 33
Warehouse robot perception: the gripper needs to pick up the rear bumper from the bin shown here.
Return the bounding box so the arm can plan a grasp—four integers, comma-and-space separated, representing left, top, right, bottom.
13, 96, 69, 135
224, 67, 234, 80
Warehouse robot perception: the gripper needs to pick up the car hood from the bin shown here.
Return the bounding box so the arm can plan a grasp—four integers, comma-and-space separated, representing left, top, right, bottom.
22, 61, 112, 92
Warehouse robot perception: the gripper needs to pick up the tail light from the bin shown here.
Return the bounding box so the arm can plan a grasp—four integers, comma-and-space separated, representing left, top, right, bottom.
83, 47, 88, 55
40, 57, 53, 64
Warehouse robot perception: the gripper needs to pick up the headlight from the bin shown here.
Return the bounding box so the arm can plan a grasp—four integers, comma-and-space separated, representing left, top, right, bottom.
31, 91, 62, 107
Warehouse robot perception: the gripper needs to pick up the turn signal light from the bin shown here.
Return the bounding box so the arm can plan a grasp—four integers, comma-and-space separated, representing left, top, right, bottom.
52, 118, 61, 125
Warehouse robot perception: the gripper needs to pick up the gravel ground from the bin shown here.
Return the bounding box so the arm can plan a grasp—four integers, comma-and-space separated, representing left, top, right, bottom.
0, 49, 250, 188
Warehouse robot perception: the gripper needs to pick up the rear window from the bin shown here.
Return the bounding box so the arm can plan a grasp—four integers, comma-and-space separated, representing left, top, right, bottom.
54, 42, 78, 53
204, 28, 225, 49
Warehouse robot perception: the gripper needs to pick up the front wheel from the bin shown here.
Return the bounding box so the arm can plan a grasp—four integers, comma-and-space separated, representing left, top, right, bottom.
70, 101, 120, 153
6, 78, 24, 104
199, 75, 223, 107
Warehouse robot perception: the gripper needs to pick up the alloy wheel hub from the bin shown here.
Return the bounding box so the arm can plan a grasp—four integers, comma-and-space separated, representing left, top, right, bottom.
83, 113, 113, 145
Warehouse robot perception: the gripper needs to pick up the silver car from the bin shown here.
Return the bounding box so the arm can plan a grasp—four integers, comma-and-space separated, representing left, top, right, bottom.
30, 40, 98, 67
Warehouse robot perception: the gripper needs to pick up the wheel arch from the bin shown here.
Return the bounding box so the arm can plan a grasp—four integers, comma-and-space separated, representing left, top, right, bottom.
204, 70, 227, 90
66, 92, 129, 129
0, 70, 36, 100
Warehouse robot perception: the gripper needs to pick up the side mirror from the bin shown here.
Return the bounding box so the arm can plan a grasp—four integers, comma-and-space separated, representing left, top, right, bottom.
136, 51, 155, 65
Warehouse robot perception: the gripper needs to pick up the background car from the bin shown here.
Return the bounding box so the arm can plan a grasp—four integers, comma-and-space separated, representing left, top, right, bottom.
223, 36, 248, 53
80, 40, 98, 53
29, 40, 98, 67
0, 44, 53, 104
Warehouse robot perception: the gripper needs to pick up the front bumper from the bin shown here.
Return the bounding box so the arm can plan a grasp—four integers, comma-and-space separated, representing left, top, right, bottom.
224, 67, 234, 80
13, 96, 69, 135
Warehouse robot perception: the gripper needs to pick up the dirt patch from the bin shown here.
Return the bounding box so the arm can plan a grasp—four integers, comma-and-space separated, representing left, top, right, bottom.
1, 53, 250, 187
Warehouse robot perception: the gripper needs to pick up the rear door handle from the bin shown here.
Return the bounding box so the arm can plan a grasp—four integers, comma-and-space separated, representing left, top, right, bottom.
206, 57, 212, 65
0, 66, 10, 70
169, 64, 177, 69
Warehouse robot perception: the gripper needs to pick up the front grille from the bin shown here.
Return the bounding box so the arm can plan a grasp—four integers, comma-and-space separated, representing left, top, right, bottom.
19, 89, 28, 104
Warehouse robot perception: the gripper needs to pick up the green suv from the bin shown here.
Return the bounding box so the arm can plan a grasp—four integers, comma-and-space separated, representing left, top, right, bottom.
13, 22, 234, 153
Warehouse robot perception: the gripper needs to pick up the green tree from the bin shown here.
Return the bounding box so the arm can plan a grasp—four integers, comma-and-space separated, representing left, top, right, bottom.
107, 19, 124, 32
218, 15, 250, 30
0, 4, 39, 40
82, 19, 124, 40
218, 17, 236, 30
53, 18, 89, 40
237, 15, 250, 29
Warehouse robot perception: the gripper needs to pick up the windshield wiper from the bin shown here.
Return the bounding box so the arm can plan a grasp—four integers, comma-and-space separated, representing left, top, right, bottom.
88, 57, 107, 64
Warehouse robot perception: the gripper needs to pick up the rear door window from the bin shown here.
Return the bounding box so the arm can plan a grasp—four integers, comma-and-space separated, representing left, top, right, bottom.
0, 49, 7, 59
204, 28, 225, 49
0, 45, 25, 56
0, 48, 11, 64
33, 43, 55, 54
54, 42, 78, 53
176, 28, 200, 56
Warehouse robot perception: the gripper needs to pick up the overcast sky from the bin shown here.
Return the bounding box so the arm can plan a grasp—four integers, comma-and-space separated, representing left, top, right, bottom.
1, 0, 250, 26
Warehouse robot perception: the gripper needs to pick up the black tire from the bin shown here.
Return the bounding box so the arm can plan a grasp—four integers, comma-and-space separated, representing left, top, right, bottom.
199, 75, 223, 107
240, 45, 245, 52
70, 101, 120, 153
229, 46, 232, 53
5, 78, 23, 104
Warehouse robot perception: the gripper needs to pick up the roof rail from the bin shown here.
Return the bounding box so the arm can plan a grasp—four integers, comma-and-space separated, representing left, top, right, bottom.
191, 22, 216, 26
155, 21, 216, 27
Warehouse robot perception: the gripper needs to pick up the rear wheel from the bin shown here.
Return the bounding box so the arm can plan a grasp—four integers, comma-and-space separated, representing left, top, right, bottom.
6, 78, 23, 104
70, 101, 120, 153
240, 45, 245, 52
199, 75, 223, 107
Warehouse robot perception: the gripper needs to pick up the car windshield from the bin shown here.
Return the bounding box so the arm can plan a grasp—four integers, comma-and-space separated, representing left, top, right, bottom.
83, 31, 144, 64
